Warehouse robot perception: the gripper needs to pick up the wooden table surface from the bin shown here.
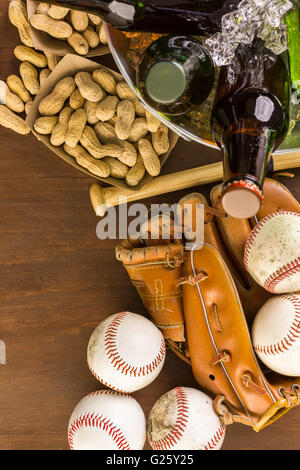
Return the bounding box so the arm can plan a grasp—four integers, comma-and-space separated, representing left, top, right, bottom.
1, 4, 300, 451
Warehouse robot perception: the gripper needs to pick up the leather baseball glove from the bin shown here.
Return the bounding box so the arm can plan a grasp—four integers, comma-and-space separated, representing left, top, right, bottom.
116, 178, 300, 431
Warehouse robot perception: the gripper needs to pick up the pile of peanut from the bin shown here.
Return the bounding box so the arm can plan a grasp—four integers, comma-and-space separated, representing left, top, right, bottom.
34, 69, 170, 187
0, 45, 61, 135
30, 3, 108, 55
0, 0, 62, 135
4, 0, 171, 187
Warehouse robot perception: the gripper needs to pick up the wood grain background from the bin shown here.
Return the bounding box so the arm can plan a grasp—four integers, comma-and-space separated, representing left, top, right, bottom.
0, 3, 300, 450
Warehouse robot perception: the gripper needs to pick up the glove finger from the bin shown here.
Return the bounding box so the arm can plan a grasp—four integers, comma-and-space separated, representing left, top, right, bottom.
177, 192, 208, 243
255, 178, 300, 222
140, 213, 182, 246
210, 183, 272, 322
210, 183, 253, 282
177, 192, 249, 291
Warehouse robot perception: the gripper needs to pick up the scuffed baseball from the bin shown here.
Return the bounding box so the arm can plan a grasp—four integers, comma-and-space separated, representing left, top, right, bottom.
68, 390, 146, 450
147, 387, 225, 450
252, 294, 300, 376
87, 311, 166, 393
244, 211, 300, 293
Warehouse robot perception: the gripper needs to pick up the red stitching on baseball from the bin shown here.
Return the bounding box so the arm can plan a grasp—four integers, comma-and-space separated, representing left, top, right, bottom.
104, 312, 166, 377
87, 358, 128, 393
254, 295, 300, 357
68, 413, 130, 450
204, 425, 225, 450
263, 257, 300, 293
87, 312, 166, 391
85, 389, 134, 400
147, 387, 189, 450
68, 391, 132, 450
147, 387, 224, 450
244, 211, 300, 273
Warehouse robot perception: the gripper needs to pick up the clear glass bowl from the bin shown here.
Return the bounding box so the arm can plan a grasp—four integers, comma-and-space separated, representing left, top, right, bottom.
105, 24, 300, 156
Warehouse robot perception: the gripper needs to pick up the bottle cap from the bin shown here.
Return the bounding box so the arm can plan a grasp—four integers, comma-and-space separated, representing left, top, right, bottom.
221, 180, 263, 219
145, 61, 187, 104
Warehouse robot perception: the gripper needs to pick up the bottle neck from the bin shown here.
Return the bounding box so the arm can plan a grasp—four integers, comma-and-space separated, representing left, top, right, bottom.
37, 1, 240, 34
222, 121, 277, 188
219, 123, 277, 218
212, 88, 288, 190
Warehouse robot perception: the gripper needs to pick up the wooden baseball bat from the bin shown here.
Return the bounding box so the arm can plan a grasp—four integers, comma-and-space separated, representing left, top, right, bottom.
90, 151, 300, 216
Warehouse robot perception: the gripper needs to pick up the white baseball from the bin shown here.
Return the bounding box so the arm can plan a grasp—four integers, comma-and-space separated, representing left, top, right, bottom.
68, 390, 146, 450
147, 387, 225, 450
244, 211, 300, 293
252, 294, 300, 376
87, 311, 166, 393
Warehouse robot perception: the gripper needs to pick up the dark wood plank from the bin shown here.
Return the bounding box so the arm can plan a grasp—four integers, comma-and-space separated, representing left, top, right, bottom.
0, 2, 300, 450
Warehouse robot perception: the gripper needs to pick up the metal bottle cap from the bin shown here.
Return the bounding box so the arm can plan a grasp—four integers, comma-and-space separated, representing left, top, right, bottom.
221, 180, 263, 219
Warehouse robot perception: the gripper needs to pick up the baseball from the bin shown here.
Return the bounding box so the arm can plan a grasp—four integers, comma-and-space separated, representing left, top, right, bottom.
244, 211, 300, 294
252, 294, 300, 376
87, 311, 166, 393
147, 387, 225, 450
68, 390, 146, 450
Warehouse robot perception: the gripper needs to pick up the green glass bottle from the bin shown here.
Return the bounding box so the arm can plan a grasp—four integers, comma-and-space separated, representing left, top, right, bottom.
286, 5, 300, 143
136, 35, 215, 116
286, 7, 300, 99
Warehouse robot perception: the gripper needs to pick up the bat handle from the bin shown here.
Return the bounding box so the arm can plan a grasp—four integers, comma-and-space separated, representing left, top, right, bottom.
90, 183, 107, 217
89, 151, 300, 216
90, 183, 139, 216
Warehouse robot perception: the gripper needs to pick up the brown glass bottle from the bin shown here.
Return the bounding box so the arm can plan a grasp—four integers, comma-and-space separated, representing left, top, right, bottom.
38, 0, 240, 35
211, 39, 290, 218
